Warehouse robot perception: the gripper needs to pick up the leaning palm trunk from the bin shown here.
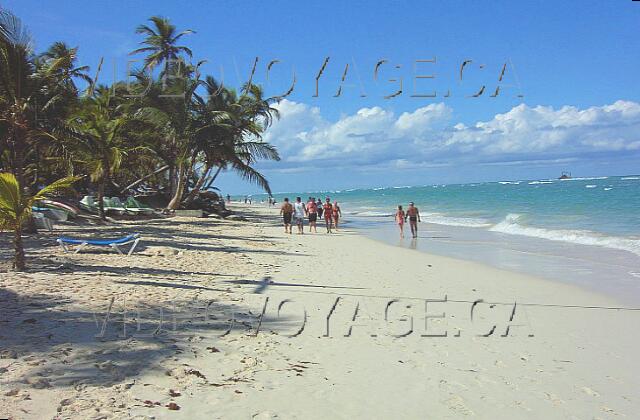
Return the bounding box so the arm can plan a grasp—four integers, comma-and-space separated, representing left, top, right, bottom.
120, 165, 170, 195
166, 164, 186, 210
182, 162, 213, 206
168, 164, 178, 199
203, 165, 223, 192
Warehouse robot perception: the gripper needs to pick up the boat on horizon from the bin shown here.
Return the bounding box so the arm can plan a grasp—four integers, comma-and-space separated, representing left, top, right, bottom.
558, 171, 572, 179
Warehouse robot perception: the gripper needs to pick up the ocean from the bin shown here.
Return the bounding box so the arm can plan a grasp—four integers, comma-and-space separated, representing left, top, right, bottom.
263, 175, 640, 304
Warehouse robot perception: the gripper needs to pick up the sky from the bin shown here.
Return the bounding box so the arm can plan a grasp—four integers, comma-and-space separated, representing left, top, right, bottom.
4, 0, 640, 194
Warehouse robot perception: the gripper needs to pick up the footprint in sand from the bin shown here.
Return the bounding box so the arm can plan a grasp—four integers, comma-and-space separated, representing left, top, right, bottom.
582, 386, 600, 397
252, 411, 279, 419
494, 360, 507, 368
544, 392, 564, 406
444, 395, 474, 416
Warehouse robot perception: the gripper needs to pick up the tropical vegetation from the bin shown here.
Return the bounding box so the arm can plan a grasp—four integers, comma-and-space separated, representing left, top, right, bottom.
0, 8, 281, 270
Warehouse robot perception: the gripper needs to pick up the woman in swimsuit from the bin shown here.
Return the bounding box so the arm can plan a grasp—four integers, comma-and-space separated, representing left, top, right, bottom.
396, 205, 405, 239
332, 202, 342, 230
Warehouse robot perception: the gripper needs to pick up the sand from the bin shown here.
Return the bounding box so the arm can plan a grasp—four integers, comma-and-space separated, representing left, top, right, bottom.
0, 204, 638, 419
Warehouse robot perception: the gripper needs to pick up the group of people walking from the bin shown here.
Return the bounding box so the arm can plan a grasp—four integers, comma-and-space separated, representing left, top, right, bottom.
279, 196, 421, 239
280, 197, 342, 234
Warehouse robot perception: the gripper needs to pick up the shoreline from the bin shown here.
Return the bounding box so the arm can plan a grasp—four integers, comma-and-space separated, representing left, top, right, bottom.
343, 212, 640, 305
1, 204, 639, 418
248, 201, 627, 308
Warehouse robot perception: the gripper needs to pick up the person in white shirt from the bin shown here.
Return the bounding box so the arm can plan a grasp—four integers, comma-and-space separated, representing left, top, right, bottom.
293, 196, 307, 234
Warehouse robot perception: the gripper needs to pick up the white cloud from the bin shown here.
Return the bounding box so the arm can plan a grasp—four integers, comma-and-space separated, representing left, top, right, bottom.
264, 99, 640, 168
445, 101, 640, 156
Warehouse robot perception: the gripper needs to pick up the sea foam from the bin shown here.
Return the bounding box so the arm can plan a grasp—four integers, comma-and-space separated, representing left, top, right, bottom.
489, 214, 640, 256
423, 213, 492, 228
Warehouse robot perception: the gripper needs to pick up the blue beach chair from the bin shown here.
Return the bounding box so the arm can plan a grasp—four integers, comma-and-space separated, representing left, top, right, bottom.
57, 233, 141, 256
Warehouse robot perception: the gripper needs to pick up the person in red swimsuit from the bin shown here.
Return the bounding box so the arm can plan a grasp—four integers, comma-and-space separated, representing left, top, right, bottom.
323, 197, 333, 233
332, 202, 342, 230
396, 205, 405, 239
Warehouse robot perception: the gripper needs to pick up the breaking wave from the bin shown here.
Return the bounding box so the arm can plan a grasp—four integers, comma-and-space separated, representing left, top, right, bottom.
489, 214, 640, 256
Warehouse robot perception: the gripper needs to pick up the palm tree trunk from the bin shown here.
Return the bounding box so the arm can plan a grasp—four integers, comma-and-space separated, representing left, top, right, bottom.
203, 165, 223, 191
166, 164, 185, 210
13, 129, 26, 193
97, 178, 106, 220
97, 163, 110, 221
12, 128, 27, 270
182, 162, 213, 206
120, 165, 169, 195
13, 222, 26, 271
168, 164, 177, 199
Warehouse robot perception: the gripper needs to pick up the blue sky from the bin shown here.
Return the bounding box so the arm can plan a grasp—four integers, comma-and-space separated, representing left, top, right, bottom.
5, 0, 640, 193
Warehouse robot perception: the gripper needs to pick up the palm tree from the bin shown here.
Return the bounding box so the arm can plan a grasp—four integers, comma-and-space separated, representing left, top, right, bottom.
0, 7, 38, 192
0, 8, 81, 189
39, 41, 92, 95
0, 172, 78, 270
182, 78, 281, 204
130, 16, 194, 75
31, 42, 91, 186
67, 87, 138, 220
131, 61, 207, 210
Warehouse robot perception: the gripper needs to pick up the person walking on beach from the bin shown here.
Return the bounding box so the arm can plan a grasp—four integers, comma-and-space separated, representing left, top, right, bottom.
293, 196, 307, 234
316, 198, 324, 219
405, 202, 421, 238
332, 202, 342, 230
323, 197, 333, 233
396, 205, 405, 239
280, 198, 293, 234
307, 197, 318, 233
226, 194, 231, 203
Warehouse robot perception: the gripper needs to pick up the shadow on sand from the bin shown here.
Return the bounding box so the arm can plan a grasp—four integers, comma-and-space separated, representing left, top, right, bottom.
0, 284, 295, 388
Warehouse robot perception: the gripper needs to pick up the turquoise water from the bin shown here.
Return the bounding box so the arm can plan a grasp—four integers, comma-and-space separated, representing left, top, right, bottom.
256, 175, 640, 302
268, 175, 640, 256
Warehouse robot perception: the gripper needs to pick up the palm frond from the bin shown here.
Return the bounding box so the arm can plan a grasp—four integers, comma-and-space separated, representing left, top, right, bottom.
0, 172, 20, 217
32, 176, 80, 201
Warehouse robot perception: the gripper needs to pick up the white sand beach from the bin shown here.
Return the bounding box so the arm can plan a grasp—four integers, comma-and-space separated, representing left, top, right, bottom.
1, 204, 638, 419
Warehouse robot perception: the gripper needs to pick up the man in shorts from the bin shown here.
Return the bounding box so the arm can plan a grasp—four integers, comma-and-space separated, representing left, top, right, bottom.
316, 198, 324, 219
280, 198, 293, 234
293, 197, 307, 234
307, 197, 318, 233
404, 201, 421, 238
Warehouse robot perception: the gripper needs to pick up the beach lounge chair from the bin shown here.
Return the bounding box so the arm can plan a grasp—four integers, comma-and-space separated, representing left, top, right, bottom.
124, 197, 155, 215
111, 197, 152, 216
79, 196, 99, 214
102, 197, 126, 216
57, 233, 141, 256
